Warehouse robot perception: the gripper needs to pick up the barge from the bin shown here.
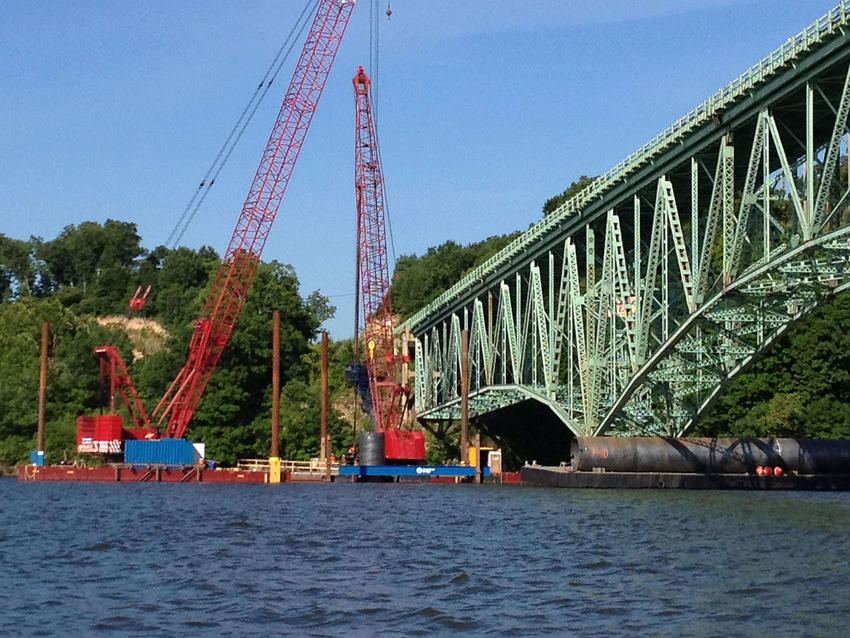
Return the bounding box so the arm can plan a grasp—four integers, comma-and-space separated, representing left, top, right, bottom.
521, 464, 850, 490
521, 437, 850, 490
18, 463, 274, 483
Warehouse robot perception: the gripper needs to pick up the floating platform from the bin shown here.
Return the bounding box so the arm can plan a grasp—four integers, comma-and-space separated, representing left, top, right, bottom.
521, 465, 850, 490
17, 464, 273, 483
16, 463, 523, 485
338, 464, 491, 480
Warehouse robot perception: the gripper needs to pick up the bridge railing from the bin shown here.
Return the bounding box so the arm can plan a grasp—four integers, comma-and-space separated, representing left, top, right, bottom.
403, 1, 850, 333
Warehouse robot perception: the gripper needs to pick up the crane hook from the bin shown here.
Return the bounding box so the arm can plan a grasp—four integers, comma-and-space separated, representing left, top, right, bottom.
386, 2, 392, 19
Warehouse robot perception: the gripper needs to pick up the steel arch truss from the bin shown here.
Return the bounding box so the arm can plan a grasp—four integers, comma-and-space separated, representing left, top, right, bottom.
411, 41, 850, 437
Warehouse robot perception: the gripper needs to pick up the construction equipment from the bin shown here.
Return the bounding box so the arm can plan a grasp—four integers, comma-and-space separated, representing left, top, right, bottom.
128, 285, 151, 311
351, 66, 424, 462
78, 0, 357, 452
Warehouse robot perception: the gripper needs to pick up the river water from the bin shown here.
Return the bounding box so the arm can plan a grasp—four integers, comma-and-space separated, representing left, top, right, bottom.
1, 479, 849, 637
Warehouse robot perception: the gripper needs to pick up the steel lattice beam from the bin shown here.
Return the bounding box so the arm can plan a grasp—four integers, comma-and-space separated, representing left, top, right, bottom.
404, 4, 850, 439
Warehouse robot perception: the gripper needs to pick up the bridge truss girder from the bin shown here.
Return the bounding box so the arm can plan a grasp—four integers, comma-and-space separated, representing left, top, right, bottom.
408, 9, 850, 437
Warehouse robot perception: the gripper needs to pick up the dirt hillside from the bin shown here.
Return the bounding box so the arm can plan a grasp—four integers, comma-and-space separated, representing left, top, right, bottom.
96, 316, 169, 360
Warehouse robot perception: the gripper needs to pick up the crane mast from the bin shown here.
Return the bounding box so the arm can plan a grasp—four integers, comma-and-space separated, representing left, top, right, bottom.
353, 65, 401, 434
353, 66, 423, 462
89, 0, 355, 441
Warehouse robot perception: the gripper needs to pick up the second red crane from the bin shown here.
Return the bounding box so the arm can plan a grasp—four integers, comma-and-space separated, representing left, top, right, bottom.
353, 66, 424, 463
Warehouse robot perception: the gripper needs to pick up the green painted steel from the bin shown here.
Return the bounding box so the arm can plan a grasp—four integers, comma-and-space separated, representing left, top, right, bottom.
403, 2, 850, 437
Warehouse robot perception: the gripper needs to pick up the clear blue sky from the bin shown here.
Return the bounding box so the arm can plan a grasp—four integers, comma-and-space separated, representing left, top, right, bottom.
1, 0, 838, 338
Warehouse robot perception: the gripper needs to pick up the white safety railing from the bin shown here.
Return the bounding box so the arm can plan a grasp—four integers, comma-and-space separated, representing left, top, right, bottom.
236, 458, 340, 476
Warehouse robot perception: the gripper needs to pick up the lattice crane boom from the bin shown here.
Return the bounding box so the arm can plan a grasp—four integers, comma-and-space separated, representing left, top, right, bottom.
353, 65, 409, 436
143, 0, 356, 439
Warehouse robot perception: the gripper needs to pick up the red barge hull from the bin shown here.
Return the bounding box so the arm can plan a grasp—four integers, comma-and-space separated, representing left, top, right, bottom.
17, 465, 282, 483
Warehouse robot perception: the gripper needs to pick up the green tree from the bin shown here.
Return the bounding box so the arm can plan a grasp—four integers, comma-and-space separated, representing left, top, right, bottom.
542, 175, 595, 216
0, 234, 35, 301
277, 376, 350, 462
143, 245, 219, 330
0, 296, 132, 465
38, 220, 143, 292
35, 220, 147, 315
391, 233, 520, 318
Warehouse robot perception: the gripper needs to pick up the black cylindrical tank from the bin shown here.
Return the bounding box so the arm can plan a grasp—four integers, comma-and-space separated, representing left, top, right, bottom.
570, 437, 850, 474
359, 432, 385, 466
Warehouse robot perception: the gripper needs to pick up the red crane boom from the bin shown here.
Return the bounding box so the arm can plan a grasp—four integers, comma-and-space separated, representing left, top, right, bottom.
353, 66, 422, 461
95, 345, 151, 430
91, 0, 355, 441
354, 66, 396, 433
154, 0, 356, 439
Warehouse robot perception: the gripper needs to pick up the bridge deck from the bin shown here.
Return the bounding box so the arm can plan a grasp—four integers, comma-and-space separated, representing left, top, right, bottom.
405, 2, 850, 331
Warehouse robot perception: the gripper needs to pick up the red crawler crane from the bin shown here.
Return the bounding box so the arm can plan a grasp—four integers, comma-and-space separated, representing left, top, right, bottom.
353, 66, 424, 461
83, 0, 356, 444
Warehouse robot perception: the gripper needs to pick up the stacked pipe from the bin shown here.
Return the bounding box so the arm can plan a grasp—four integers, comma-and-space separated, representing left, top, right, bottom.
570, 437, 850, 474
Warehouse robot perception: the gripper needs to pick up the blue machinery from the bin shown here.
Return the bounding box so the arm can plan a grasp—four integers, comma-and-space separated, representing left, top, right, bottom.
339, 464, 491, 478
403, 4, 850, 438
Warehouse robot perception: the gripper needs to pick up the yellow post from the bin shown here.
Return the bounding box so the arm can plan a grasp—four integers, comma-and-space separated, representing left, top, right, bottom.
269, 456, 281, 484
474, 432, 481, 484
269, 310, 281, 485
37, 321, 49, 453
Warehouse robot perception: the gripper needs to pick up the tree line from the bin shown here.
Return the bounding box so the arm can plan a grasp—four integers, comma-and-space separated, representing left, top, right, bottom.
3, 193, 849, 470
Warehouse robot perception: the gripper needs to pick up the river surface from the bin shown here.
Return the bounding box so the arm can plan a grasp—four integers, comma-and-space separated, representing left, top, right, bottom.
1, 478, 849, 637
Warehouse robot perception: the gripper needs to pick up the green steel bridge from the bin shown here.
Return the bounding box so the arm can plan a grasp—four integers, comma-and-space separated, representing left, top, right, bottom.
401, 3, 850, 463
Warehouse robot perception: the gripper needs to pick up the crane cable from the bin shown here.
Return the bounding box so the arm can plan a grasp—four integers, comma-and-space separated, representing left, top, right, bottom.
369, 0, 379, 122
368, 0, 398, 268
165, 0, 319, 249
356, 0, 380, 352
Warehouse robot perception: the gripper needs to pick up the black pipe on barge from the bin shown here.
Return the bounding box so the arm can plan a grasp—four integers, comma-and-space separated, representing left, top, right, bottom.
570, 437, 850, 474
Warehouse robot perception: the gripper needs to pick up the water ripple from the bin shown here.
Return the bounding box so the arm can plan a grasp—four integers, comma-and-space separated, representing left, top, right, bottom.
2, 481, 850, 636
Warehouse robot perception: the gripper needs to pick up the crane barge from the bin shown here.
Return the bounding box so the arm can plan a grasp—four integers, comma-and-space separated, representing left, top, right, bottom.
74, 0, 357, 464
